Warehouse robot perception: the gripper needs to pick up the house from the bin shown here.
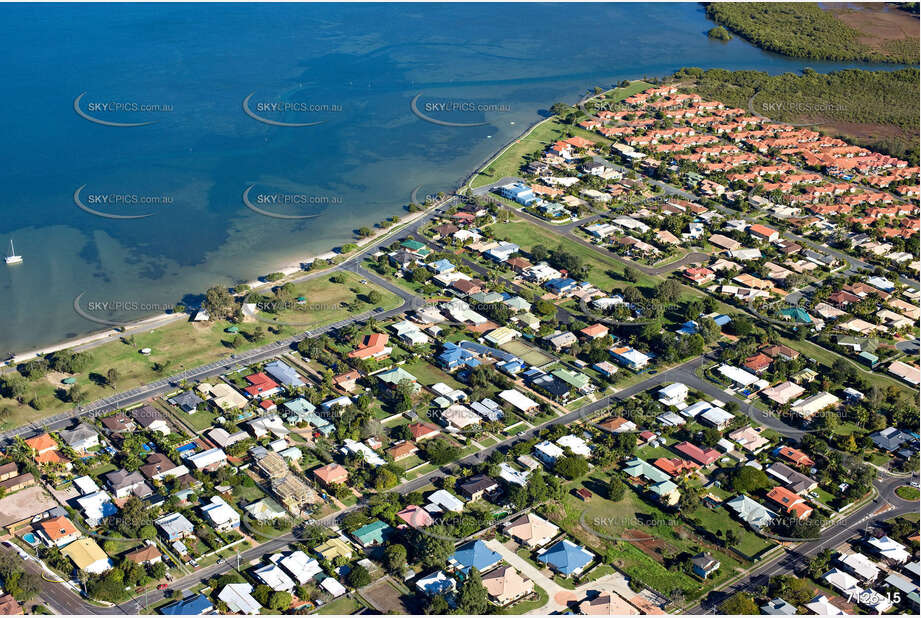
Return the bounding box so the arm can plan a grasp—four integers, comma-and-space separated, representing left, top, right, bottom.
408, 422, 441, 441
313, 463, 349, 487
871, 427, 912, 452
218, 583, 262, 615
767, 486, 813, 520
253, 562, 296, 593
503, 512, 559, 549
749, 223, 779, 242
760, 598, 797, 615
416, 571, 456, 596
320, 577, 347, 598
100, 413, 134, 434
804, 595, 846, 615
579, 323, 609, 340
449, 540, 501, 575
166, 390, 205, 414
0, 463, 17, 483
37, 516, 81, 547
105, 469, 151, 499
437, 341, 481, 371
441, 404, 480, 430
391, 320, 431, 346
125, 543, 162, 566
534, 441, 565, 464
186, 447, 227, 471
791, 391, 840, 420
244, 498, 287, 523
458, 474, 499, 501
427, 489, 465, 513
726, 494, 776, 529
58, 423, 99, 452
579, 593, 639, 615
761, 381, 805, 406
278, 551, 323, 585
387, 441, 419, 462
24, 432, 59, 458
729, 426, 770, 452
546, 331, 578, 351
263, 360, 305, 387
61, 538, 112, 574
202, 382, 248, 411
658, 383, 688, 406
866, 535, 911, 563
208, 427, 249, 449
256, 451, 289, 480
767, 462, 817, 494
332, 370, 362, 392
716, 364, 761, 389
0, 594, 21, 616
155, 512, 195, 541
482, 566, 534, 605
314, 538, 354, 562
396, 504, 434, 529
538, 539, 593, 577
348, 333, 392, 360
201, 495, 240, 531
673, 441, 720, 466
609, 346, 650, 371
352, 519, 394, 547
130, 404, 171, 434
160, 594, 213, 616
777, 445, 815, 467
743, 353, 773, 374
494, 390, 538, 418
838, 552, 880, 583
699, 407, 734, 430
691, 552, 720, 578
140, 453, 184, 481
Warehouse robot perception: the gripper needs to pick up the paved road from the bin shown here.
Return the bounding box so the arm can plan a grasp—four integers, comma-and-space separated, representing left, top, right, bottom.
687, 470, 918, 614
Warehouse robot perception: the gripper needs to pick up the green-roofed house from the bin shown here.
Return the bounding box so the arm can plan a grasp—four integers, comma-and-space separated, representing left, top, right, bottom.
780, 307, 812, 323
647, 480, 680, 506
376, 367, 422, 392
400, 239, 431, 258
352, 519, 395, 547
623, 458, 670, 484
551, 368, 594, 394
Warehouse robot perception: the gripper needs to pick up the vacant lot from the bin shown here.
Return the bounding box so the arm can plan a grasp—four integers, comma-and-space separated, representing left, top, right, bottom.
360, 577, 413, 614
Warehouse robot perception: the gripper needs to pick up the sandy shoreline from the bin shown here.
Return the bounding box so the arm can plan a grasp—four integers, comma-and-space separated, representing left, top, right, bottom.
7, 79, 633, 366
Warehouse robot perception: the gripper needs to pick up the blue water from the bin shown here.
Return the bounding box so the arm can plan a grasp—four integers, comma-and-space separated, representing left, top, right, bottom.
0, 2, 902, 353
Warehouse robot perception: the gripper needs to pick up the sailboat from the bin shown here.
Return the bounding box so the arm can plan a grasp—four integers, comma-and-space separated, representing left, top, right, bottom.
5, 239, 22, 265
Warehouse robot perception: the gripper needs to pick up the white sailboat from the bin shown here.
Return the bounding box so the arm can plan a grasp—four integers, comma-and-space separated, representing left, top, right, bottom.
5, 239, 22, 265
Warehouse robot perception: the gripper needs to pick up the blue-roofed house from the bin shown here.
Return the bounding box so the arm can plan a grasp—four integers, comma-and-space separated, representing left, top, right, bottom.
712, 314, 731, 327
448, 540, 501, 576
781, 307, 812, 323
415, 571, 456, 596
544, 278, 577, 295
437, 342, 481, 372
264, 360, 305, 387
160, 594, 213, 615
428, 259, 456, 275
498, 359, 524, 375
538, 539, 594, 576
677, 321, 699, 336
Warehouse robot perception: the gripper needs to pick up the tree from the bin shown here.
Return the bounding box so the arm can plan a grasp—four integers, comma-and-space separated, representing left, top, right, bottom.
368, 290, 383, 304
415, 526, 454, 569
554, 455, 589, 480
106, 368, 119, 389
268, 591, 293, 611
203, 286, 236, 320
729, 466, 772, 494
608, 476, 626, 501
720, 592, 759, 615
456, 568, 489, 615
384, 543, 407, 573
707, 25, 732, 41
346, 564, 371, 588
656, 279, 681, 305
330, 273, 346, 284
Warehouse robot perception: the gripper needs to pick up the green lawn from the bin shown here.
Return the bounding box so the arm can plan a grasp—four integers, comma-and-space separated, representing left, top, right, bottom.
685, 505, 774, 557
401, 358, 464, 389
314, 595, 363, 615
896, 486, 920, 501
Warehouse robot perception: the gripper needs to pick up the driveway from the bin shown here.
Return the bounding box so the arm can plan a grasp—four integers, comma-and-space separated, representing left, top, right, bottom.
483, 538, 573, 613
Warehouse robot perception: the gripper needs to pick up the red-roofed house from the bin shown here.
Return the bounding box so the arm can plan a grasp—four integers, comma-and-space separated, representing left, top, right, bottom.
778, 446, 814, 467
579, 323, 609, 340
407, 422, 441, 441
653, 457, 698, 477
313, 463, 349, 487
683, 267, 715, 285
673, 441, 720, 466
749, 224, 779, 242
243, 372, 280, 398
743, 353, 773, 374
767, 486, 813, 520
348, 333, 392, 360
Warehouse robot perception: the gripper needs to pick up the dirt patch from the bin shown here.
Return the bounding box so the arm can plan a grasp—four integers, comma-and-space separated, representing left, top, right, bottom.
624, 529, 672, 564
361, 578, 412, 614
825, 3, 920, 54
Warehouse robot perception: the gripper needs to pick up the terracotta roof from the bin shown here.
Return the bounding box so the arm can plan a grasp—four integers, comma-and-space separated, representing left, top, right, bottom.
0, 593, 21, 615
313, 463, 349, 485
408, 422, 440, 441
386, 441, 418, 460
125, 544, 162, 564
25, 433, 57, 453
38, 516, 79, 542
